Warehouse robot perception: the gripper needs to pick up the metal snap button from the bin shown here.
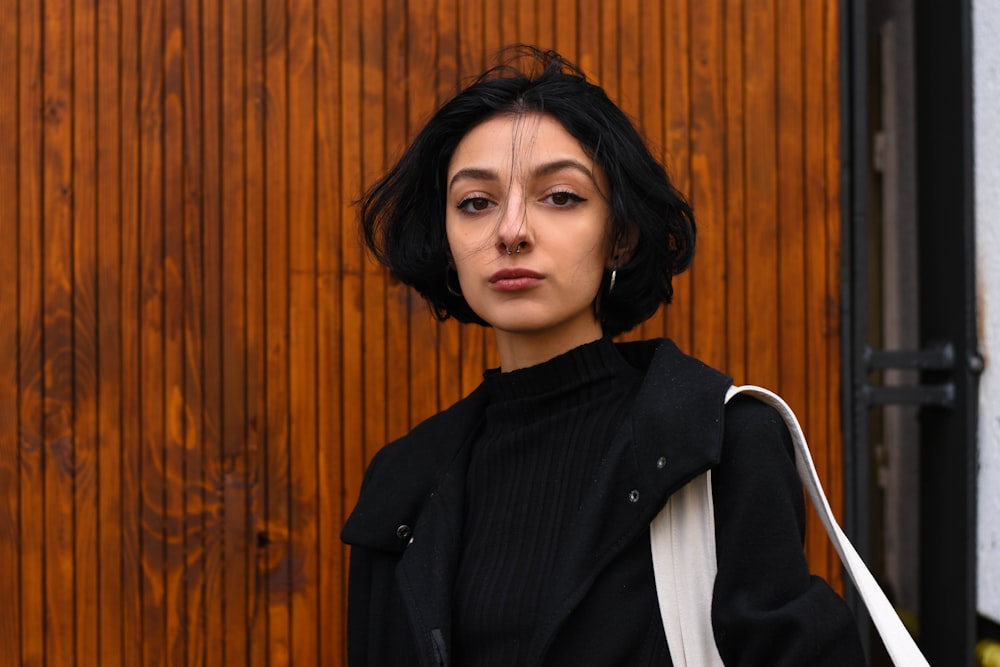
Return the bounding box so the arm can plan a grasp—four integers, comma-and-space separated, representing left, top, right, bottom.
656, 456, 667, 469
396, 524, 412, 540
628, 489, 640, 503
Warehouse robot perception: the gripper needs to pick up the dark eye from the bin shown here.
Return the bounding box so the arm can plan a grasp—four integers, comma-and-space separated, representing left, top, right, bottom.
457, 197, 494, 212
546, 191, 585, 207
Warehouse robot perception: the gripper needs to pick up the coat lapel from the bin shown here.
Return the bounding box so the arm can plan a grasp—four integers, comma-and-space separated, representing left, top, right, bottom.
342, 386, 488, 666
395, 442, 473, 667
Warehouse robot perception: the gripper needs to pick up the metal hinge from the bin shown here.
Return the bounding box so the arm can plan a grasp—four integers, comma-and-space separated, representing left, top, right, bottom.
861, 341, 982, 407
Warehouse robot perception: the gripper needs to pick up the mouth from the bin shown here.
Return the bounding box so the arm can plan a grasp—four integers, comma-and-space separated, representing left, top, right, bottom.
489, 268, 544, 291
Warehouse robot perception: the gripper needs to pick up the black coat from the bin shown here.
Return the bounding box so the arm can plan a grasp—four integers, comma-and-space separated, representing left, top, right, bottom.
341, 339, 865, 666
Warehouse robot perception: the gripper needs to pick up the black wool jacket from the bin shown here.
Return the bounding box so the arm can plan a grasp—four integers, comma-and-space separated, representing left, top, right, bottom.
341, 339, 865, 666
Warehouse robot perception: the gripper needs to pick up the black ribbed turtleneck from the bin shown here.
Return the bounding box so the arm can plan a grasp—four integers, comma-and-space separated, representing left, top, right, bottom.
452, 337, 642, 666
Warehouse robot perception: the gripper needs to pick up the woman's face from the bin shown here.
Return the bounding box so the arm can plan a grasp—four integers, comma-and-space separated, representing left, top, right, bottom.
445, 112, 613, 358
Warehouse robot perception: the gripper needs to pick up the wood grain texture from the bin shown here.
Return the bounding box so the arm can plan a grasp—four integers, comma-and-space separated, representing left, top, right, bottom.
95, 0, 125, 653
0, 1, 21, 665
1, 1, 847, 663
118, 1, 144, 663
72, 1, 100, 663
19, 0, 46, 643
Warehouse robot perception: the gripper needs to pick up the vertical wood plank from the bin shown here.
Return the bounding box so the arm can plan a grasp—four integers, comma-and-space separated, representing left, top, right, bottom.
162, 0, 188, 661
536, 0, 554, 49
180, 0, 207, 663
200, 0, 227, 661
498, 0, 517, 51
220, 0, 250, 662
802, 0, 832, 582
618, 0, 641, 122
776, 0, 807, 403
340, 0, 364, 560
119, 0, 145, 662
18, 1, 45, 661
0, 0, 21, 663
245, 2, 269, 665
95, 1, 125, 660
41, 0, 77, 662
288, 0, 319, 663
262, 0, 292, 662
576, 0, 600, 81
663, 0, 693, 352
743, 0, 780, 390
138, 0, 167, 664
689, 0, 727, 371
437, 0, 458, 100
553, 0, 577, 62
723, 0, 747, 384
598, 1, 619, 105
318, 0, 346, 663
18, 0, 45, 650
822, 0, 845, 588
73, 0, 101, 663
778, 0, 830, 581
515, 0, 533, 46
458, 0, 484, 79
482, 0, 503, 72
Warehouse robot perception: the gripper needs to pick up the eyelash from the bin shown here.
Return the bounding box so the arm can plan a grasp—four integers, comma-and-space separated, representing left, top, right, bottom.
546, 190, 586, 206
455, 196, 495, 213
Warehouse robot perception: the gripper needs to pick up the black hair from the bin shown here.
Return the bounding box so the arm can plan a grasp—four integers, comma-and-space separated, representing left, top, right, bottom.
360, 46, 695, 337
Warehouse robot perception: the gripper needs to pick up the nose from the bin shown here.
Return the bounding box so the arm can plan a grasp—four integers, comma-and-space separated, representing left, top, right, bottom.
495, 194, 531, 257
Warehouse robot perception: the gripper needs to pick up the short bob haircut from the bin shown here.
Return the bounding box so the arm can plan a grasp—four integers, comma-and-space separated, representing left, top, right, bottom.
360, 46, 695, 338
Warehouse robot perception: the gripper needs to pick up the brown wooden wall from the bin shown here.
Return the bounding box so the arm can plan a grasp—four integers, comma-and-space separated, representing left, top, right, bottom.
0, 0, 843, 665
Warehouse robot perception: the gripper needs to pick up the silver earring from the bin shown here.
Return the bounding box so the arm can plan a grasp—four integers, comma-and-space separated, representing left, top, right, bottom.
608, 267, 617, 295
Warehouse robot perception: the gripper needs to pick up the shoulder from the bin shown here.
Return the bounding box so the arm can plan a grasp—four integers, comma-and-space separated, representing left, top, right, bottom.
617, 337, 729, 386
722, 393, 796, 460
341, 385, 489, 549
617, 339, 735, 499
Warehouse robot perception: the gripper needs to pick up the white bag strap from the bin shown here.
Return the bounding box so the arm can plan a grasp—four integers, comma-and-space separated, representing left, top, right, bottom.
650, 468, 723, 666
650, 384, 930, 666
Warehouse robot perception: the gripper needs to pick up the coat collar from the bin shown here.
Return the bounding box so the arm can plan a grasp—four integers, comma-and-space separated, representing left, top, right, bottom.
342, 338, 733, 552
341, 384, 488, 552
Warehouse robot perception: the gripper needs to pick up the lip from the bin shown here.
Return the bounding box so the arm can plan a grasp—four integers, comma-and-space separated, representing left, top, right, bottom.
488, 268, 544, 291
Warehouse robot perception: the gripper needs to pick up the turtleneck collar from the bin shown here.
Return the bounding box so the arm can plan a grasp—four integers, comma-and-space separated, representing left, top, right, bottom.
482, 337, 637, 409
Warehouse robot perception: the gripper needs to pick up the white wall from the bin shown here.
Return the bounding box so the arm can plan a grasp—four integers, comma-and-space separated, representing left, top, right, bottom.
974, 0, 1000, 625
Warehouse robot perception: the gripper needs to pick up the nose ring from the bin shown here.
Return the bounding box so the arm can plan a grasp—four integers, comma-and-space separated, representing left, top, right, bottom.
504, 242, 525, 255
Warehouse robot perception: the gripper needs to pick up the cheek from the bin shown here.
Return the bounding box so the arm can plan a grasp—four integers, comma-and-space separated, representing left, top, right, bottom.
447, 222, 495, 270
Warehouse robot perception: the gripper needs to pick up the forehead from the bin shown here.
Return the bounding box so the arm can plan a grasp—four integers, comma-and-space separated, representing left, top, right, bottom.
447, 113, 593, 175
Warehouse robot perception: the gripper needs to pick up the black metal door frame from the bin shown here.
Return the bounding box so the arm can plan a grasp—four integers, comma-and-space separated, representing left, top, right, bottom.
840, 0, 979, 664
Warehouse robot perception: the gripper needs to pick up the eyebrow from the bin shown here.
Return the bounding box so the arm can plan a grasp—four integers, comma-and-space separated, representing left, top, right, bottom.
448, 159, 597, 192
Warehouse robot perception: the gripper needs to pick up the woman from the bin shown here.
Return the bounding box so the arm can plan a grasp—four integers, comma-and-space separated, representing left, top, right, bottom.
341, 47, 865, 666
